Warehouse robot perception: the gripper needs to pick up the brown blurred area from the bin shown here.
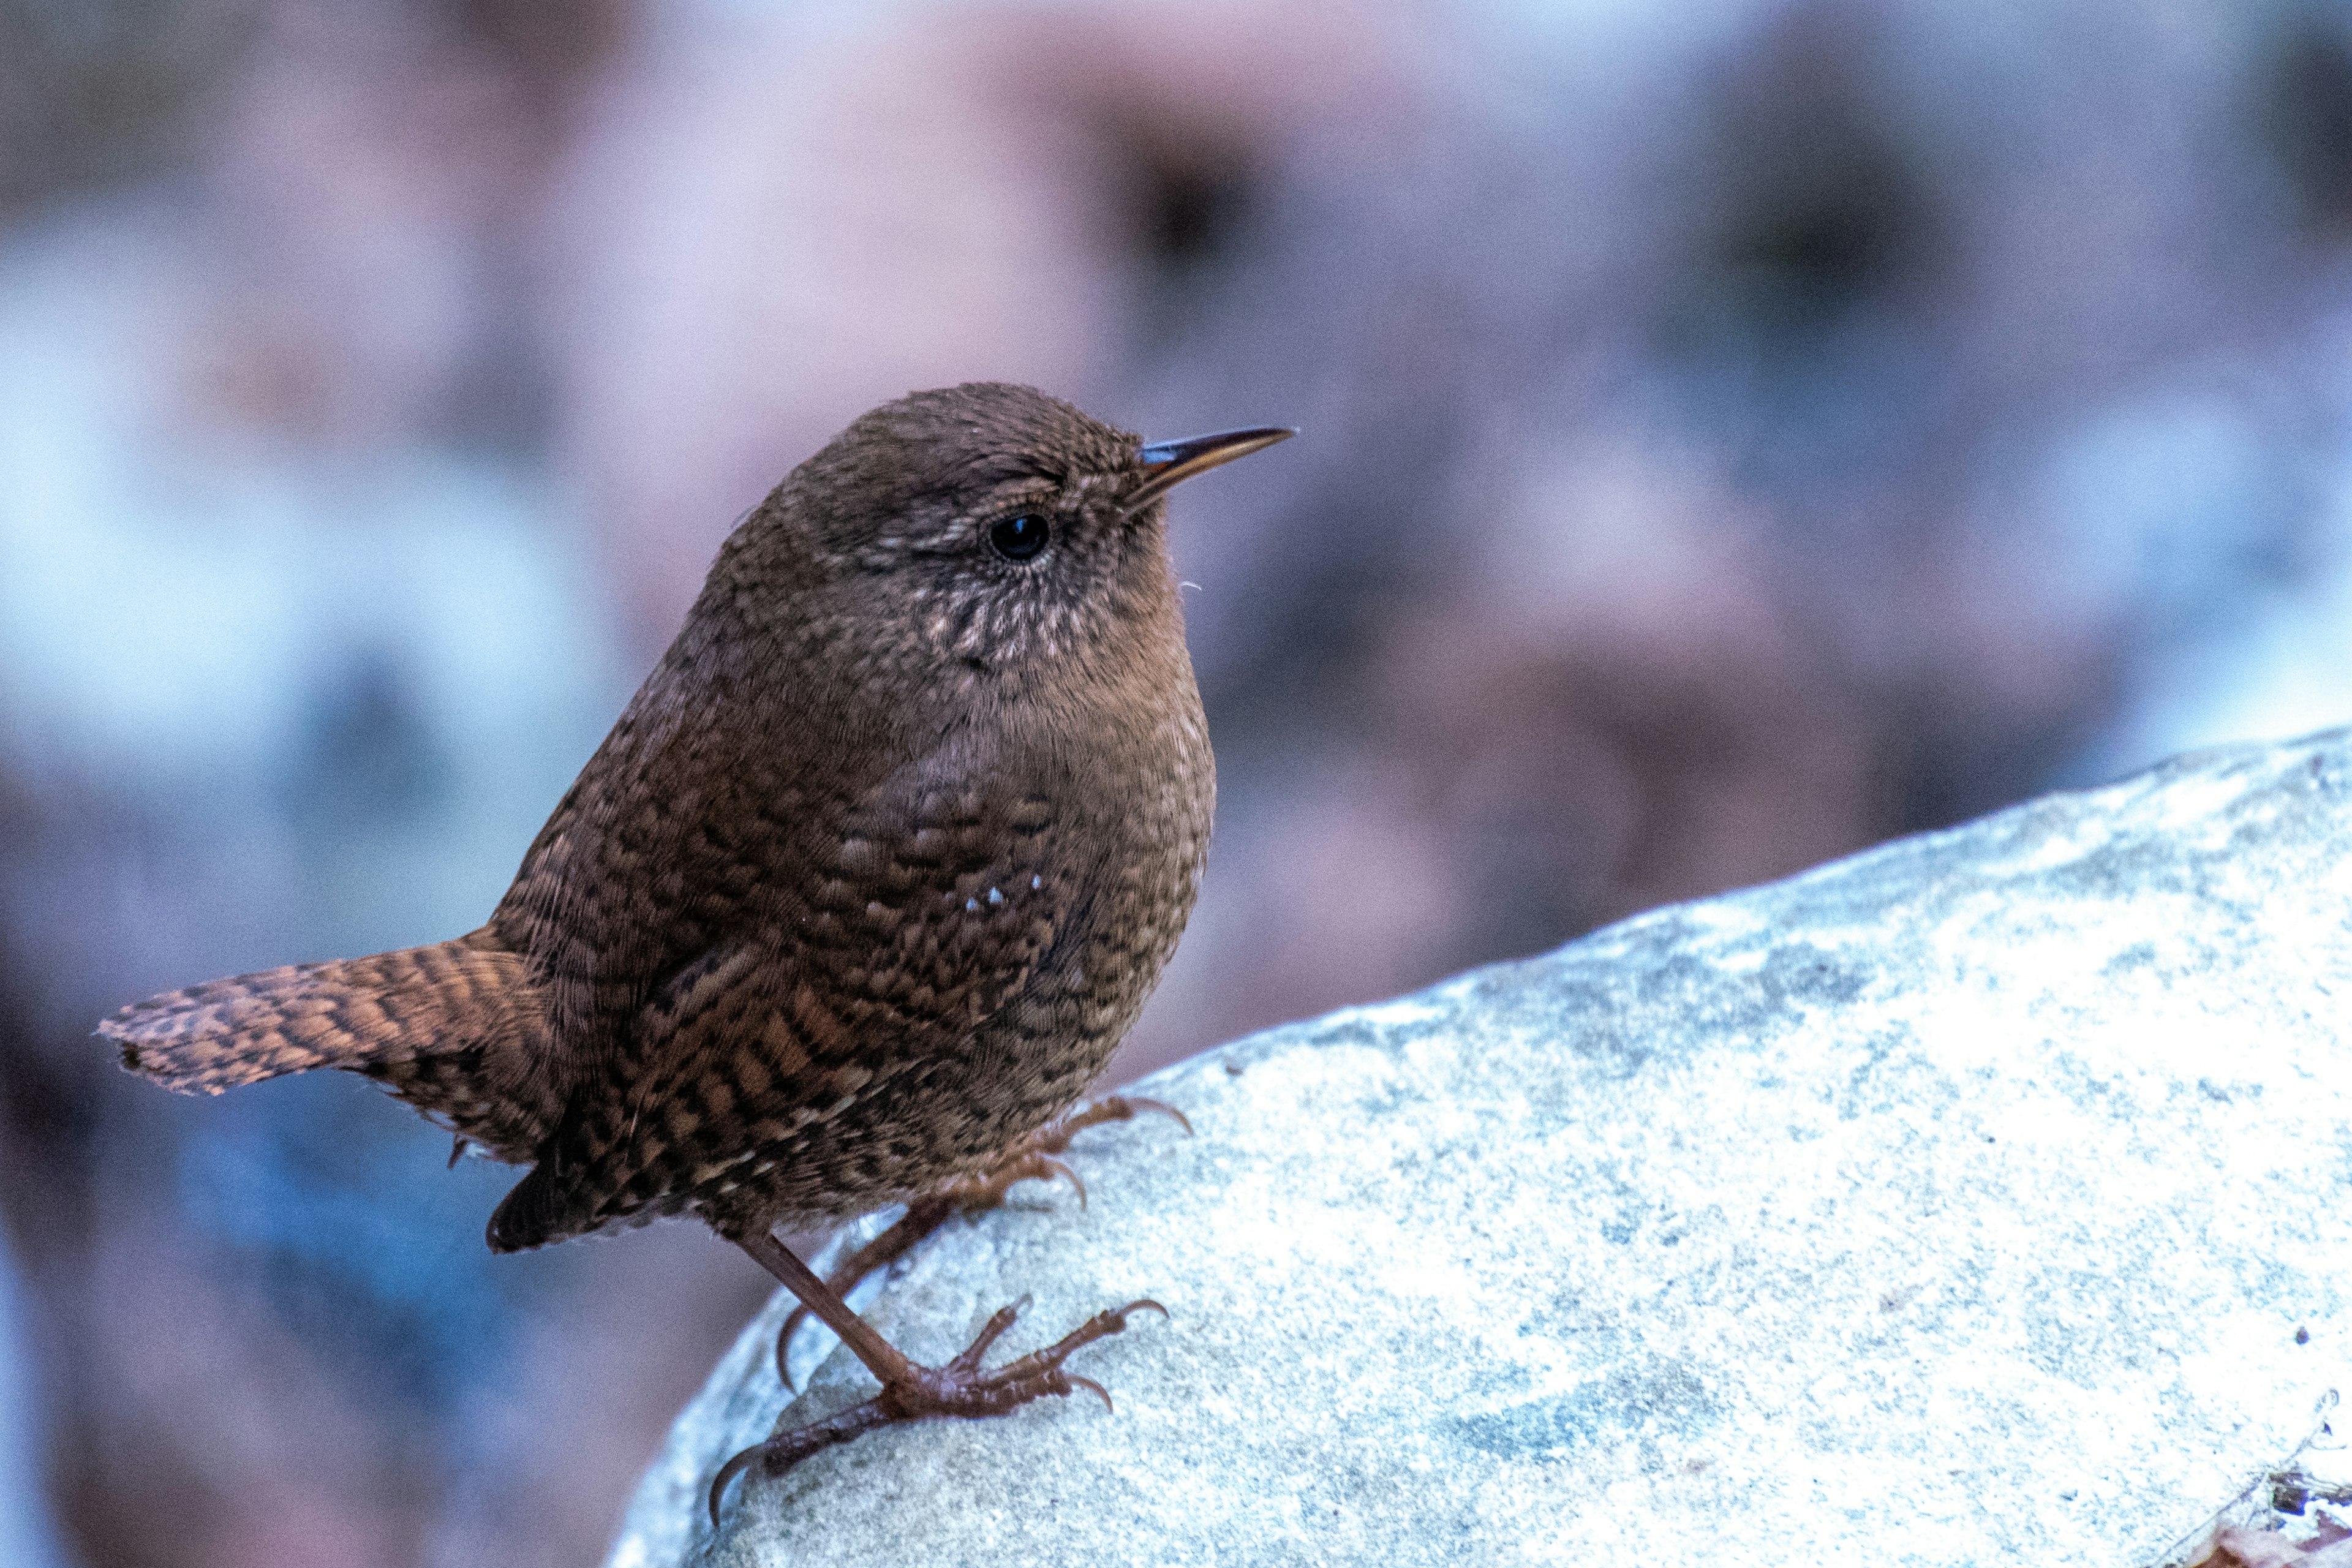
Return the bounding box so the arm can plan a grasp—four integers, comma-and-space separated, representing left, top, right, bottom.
6, 0, 2352, 1562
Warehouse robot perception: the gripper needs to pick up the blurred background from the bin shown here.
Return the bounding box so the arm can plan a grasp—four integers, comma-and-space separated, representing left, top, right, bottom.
6, 0, 2352, 1561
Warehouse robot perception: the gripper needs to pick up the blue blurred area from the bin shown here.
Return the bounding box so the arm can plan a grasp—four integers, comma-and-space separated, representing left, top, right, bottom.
0, 178, 628, 1466
178, 1077, 539, 1414
0, 1229, 66, 1568
2, 0, 2351, 1564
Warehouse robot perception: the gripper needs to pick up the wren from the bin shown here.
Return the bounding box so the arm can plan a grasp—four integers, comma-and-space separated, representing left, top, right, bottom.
99, 382, 1291, 1510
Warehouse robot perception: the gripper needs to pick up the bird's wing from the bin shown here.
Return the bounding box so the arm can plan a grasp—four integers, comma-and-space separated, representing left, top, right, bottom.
486, 730, 1080, 1248
484, 657, 764, 1090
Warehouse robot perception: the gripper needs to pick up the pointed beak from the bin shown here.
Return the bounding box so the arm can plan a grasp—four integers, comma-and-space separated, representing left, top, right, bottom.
1124, 426, 1294, 516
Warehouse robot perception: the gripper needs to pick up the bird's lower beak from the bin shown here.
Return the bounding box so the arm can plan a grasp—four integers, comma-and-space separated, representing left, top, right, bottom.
1125, 426, 1294, 516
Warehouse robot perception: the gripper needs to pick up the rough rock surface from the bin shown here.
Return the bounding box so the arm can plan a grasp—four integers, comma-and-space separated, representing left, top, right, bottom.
607, 729, 2352, 1568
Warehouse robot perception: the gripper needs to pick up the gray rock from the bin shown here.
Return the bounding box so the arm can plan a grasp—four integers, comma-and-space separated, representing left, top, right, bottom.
607, 729, 2352, 1568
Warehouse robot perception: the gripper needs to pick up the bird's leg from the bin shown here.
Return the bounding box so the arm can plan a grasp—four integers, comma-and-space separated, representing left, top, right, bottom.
771, 1095, 1191, 1388
712, 1228, 1164, 1521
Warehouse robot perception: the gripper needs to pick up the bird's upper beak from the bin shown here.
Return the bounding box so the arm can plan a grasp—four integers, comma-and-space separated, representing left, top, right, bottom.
1124, 426, 1294, 516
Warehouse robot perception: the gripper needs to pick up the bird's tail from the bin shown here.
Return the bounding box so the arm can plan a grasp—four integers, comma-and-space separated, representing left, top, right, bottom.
100, 932, 556, 1156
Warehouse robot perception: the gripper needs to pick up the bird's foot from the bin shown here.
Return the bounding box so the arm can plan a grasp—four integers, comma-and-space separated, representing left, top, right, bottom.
711, 1295, 1166, 1521
774, 1095, 1189, 1387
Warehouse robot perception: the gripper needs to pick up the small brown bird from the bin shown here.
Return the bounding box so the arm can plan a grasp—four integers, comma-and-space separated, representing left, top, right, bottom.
98, 382, 1289, 1509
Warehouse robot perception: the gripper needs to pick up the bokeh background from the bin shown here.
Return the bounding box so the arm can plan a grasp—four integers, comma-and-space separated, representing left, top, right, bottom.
7, 0, 2352, 1562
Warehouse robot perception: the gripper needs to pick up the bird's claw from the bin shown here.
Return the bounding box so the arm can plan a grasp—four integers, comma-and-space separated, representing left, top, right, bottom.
716, 1294, 1167, 1525
767, 1098, 1186, 1390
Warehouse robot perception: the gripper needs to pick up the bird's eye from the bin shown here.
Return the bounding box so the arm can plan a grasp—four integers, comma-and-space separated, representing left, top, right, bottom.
987, 512, 1050, 562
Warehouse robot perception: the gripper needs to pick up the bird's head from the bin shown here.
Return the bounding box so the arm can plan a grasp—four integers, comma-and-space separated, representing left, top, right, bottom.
718, 382, 1289, 699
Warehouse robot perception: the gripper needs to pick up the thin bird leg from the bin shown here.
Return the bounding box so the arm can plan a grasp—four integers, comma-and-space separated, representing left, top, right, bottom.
772, 1095, 1191, 1387
714, 1229, 1164, 1523
738, 1229, 921, 1386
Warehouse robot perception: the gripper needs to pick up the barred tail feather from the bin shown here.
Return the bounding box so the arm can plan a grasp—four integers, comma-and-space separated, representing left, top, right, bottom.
99, 933, 558, 1160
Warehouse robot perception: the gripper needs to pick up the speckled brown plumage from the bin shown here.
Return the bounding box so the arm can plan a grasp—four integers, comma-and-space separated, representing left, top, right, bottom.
99, 382, 1289, 1501
107, 933, 558, 1159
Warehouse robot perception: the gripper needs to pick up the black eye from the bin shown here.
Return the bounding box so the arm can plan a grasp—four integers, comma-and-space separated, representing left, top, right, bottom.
987, 511, 1050, 562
